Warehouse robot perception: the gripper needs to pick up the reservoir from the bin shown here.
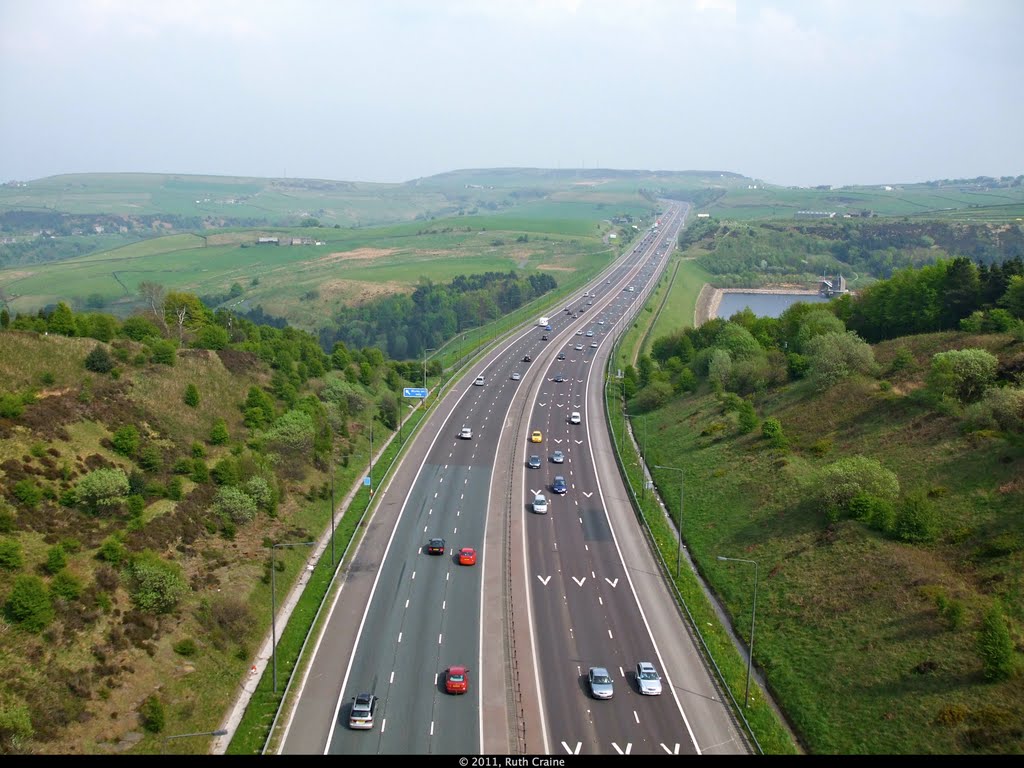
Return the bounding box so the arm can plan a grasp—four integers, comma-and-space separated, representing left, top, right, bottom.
715, 291, 831, 319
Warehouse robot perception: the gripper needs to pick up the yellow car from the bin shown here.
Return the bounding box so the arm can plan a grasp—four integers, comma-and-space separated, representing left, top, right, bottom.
530, 430, 543, 443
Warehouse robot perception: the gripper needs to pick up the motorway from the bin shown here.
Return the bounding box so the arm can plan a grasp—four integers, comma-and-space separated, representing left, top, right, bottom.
276, 201, 749, 755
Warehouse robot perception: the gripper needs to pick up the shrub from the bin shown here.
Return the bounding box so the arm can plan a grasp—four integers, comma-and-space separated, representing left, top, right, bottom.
0, 393, 24, 418
936, 594, 966, 631
138, 444, 162, 472
243, 476, 274, 510
150, 340, 177, 366
84, 345, 114, 373
139, 695, 165, 733
126, 494, 145, 519
894, 490, 940, 543
211, 458, 239, 486
76, 468, 130, 512
737, 399, 759, 433
977, 604, 1014, 682
816, 455, 900, 522
97, 535, 128, 566
0, 696, 34, 750
191, 441, 207, 459
173, 638, 198, 657
111, 425, 140, 457
166, 477, 183, 501
0, 538, 24, 570
50, 570, 83, 601
213, 486, 258, 524
810, 438, 833, 457
183, 383, 200, 408
126, 550, 189, 614
209, 418, 229, 445
0, 500, 15, 533
4, 574, 54, 632
190, 459, 210, 484
44, 544, 67, 575
11, 479, 42, 510
805, 331, 877, 391
927, 348, 999, 405
761, 417, 788, 448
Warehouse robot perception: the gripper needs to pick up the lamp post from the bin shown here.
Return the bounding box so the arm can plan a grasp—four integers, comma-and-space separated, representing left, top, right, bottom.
423, 347, 438, 390
717, 555, 759, 708
653, 465, 683, 579
624, 412, 647, 503
270, 540, 316, 693
163, 728, 228, 754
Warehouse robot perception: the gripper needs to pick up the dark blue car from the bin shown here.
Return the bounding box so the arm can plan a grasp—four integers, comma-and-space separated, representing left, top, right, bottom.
552, 475, 567, 494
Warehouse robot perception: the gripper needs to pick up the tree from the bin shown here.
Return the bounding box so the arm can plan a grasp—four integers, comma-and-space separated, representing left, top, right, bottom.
714, 322, 762, 362
140, 694, 166, 734
805, 331, 877, 391
43, 544, 67, 575
209, 418, 230, 445
1000, 275, 1024, 318
84, 344, 114, 373
927, 348, 998, 404
125, 550, 189, 614
112, 425, 140, 457
150, 339, 177, 366
977, 604, 1014, 681
0, 306, 9, 329
47, 302, 76, 336
893, 490, 939, 542
264, 410, 314, 452
816, 455, 900, 521
183, 383, 200, 408
75, 468, 130, 511
164, 291, 209, 342
121, 315, 161, 341
4, 574, 54, 632
213, 486, 258, 524
138, 281, 168, 335
0, 538, 23, 570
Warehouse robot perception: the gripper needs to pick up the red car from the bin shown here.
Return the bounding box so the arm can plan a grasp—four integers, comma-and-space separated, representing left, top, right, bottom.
458, 547, 477, 566
445, 665, 469, 694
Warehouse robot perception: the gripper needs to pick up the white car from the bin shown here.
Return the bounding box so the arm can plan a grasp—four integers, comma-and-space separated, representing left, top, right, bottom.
635, 662, 663, 696
576, 330, 583, 336
459, 426, 473, 439
590, 342, 598, 348
474, 376, 485, 386
570, 411, 581, 425
511, 372, 521, 381
532, 493, 548, 514
574, 344, 583, 351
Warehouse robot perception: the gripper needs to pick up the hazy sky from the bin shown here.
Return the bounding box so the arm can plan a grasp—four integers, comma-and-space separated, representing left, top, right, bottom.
1, 0, 1021, 187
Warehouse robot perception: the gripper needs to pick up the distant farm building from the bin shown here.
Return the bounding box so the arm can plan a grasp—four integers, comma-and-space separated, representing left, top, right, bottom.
256, 236, 279, 245
696, 213, 711, 218
795, 210, 837, 219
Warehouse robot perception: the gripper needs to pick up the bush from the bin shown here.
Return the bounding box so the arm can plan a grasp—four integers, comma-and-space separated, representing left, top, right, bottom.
927, 348, 999, 405
150, 340, 177, 366
76, 468, 130, 512
816, 455, 900, 522
111, 425, 140, 457
0, 538, 24, 570
243, 476, 274, 510
211, 458, 239, 486
126, 550, 189, 614
0, 500, 15, 533
138, 444, 162, 472
183, 383, 200, 408
805, 331, 877, 391
139, 694, 165, 734
936, 594, 966, 631
0, 393, 25, 418
213, 486, 258, 524
977, 604, 1014, 682
97, 535, 128, 566
209, 418, 229, 445
761, 417, 788, 448
44, 544, 67, 575
173, 637, 198, 657
4, 574, 54, 632
737, 399, 759, 433
126, 494, 145, 519
894, 490, 940, 543
191, 441, 207, 459
84, 345, 114, 373
190, 459, 210, 484
166, 477, 183, 501
11, 479, 42, 510
50, 570, 83, 601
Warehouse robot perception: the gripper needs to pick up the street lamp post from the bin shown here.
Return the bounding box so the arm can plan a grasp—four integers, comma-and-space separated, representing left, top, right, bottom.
717, 555, 759, 708
423, 347, 438, 390
625, 412, 647, 503
654, 465, 684, 579
270, 540, 316, 693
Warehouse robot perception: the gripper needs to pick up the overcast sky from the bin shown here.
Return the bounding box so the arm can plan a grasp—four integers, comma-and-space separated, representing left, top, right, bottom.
1, 0, 1021, 187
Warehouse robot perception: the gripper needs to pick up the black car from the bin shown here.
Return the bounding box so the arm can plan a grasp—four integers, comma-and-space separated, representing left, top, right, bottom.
557, 352, 566, 360
554, 374, 565, 383
427, 537, 446, 555
523, 354, 532, 363
528, 454, 541, 469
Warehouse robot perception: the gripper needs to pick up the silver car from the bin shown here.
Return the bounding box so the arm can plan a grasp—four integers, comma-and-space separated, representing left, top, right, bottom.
588, 667, 614, 699
635, 661, 662, 695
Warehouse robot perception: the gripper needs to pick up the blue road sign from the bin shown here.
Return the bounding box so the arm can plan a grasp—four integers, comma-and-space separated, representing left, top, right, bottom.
403, 387, 429, 398
363, 476, 372, 486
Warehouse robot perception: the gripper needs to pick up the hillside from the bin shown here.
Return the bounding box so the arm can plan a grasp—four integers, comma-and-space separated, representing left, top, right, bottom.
0, 323, 398, 753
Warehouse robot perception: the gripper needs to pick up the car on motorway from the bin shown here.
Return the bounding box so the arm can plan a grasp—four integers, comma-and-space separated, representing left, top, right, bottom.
474, 376, 485, 386
445, 665, 469, 694
576, 329, 583, 336
635, 661, 663, 695
459, 426, 473, 439
586, 330, 594, 337
427, 537, 446, 555
551, 450, 564, 464
598, 319, 605, 325
574, 344, 583, 351
554, 373, 565, 383
511, 371, 521, 381
587, 300, 593, 305
588, 667, 614, 699
627, 286, 635, 292
528, 454, 541, 469
541, 334, 548, 341
532, 493, 549, 514
552, 475, 567, 494
590, 342, 598, 348
458, 547, 477, 566
349, 692, 377, 730
570, 411, 581, 424
523, 354, 532, 362
531, 430, 543, 443
557, 352, 566, 360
